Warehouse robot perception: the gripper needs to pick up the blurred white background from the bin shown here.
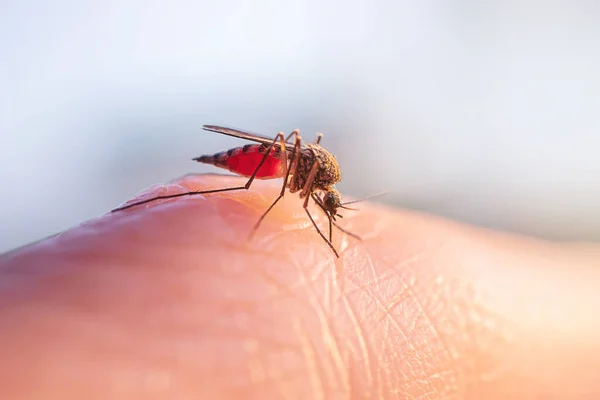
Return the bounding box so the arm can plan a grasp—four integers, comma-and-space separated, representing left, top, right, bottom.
1, 0, 599, 252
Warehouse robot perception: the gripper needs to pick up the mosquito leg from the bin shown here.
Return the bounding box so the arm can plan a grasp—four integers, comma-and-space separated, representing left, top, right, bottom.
305, 208, 339, 258
331, 221, 362, 241
112, 132, 287, 212
328, 212, 333, 243
248, 132, 302, 239
297, 160, 339, 257
300, 159, 321, 202
314, 132, 323, 144
285, 129, 300, 143
310, 193, 334, 242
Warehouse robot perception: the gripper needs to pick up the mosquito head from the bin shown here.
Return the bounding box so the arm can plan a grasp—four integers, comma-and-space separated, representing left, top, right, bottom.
322, 187, 348, 219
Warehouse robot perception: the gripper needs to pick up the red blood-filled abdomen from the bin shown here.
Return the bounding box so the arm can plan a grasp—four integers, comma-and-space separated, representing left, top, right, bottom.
195, 145, 285, 179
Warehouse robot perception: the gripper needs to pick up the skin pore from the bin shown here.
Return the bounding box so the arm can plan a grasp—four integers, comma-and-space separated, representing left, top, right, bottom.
1, 174, 600, 399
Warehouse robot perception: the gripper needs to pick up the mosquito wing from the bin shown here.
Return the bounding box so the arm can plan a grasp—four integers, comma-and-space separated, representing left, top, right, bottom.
202, 125, 298, 152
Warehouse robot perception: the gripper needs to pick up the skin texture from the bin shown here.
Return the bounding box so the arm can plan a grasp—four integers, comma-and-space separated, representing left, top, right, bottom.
1, 174, 600, 399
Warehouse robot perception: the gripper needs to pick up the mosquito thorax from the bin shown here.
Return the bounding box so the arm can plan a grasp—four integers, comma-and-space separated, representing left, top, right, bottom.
311, 144, 342, 190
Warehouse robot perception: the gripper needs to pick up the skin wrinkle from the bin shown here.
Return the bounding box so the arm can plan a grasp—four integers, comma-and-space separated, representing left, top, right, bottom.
324, 244, 445, 398
377, 282, 456, 397
294, 319, 326, 400
376, 358, 386, 400
340, 294, 376, 392
286, 256, 339, 394
390, 328, 422, 393
363, 245, 382, 298
409, 323, 458, 397
291, 243, 332, 286
343, 257, 411, 297
345, 352, 357, 400
346, 275, 415, 394
363, 260, 438, 394
407, 282, 456, 366
294, 257, 350, 394
373, 284, 416, 343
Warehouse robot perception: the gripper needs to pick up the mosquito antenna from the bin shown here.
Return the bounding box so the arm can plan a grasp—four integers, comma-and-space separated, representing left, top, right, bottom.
341, 191, 389, 206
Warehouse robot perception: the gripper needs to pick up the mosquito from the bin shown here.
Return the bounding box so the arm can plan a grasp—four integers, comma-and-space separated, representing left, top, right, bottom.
112, 125, 367, 257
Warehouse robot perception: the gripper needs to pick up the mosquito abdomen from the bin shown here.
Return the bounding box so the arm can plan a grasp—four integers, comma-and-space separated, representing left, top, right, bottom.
193, 144, 285, 179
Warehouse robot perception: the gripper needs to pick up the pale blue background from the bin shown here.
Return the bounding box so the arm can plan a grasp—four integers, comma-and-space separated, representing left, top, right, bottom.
2, 0, 599, 252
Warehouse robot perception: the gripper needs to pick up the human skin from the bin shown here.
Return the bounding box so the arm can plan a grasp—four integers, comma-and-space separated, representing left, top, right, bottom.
1, 174, 600, 399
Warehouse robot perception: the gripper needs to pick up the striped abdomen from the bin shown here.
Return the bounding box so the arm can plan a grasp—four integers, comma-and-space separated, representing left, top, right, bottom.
194, 144, 285, 179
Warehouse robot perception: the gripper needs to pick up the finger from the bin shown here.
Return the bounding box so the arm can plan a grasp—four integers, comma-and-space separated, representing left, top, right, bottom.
1, 174, 600, 399
0, 173, 383, 399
